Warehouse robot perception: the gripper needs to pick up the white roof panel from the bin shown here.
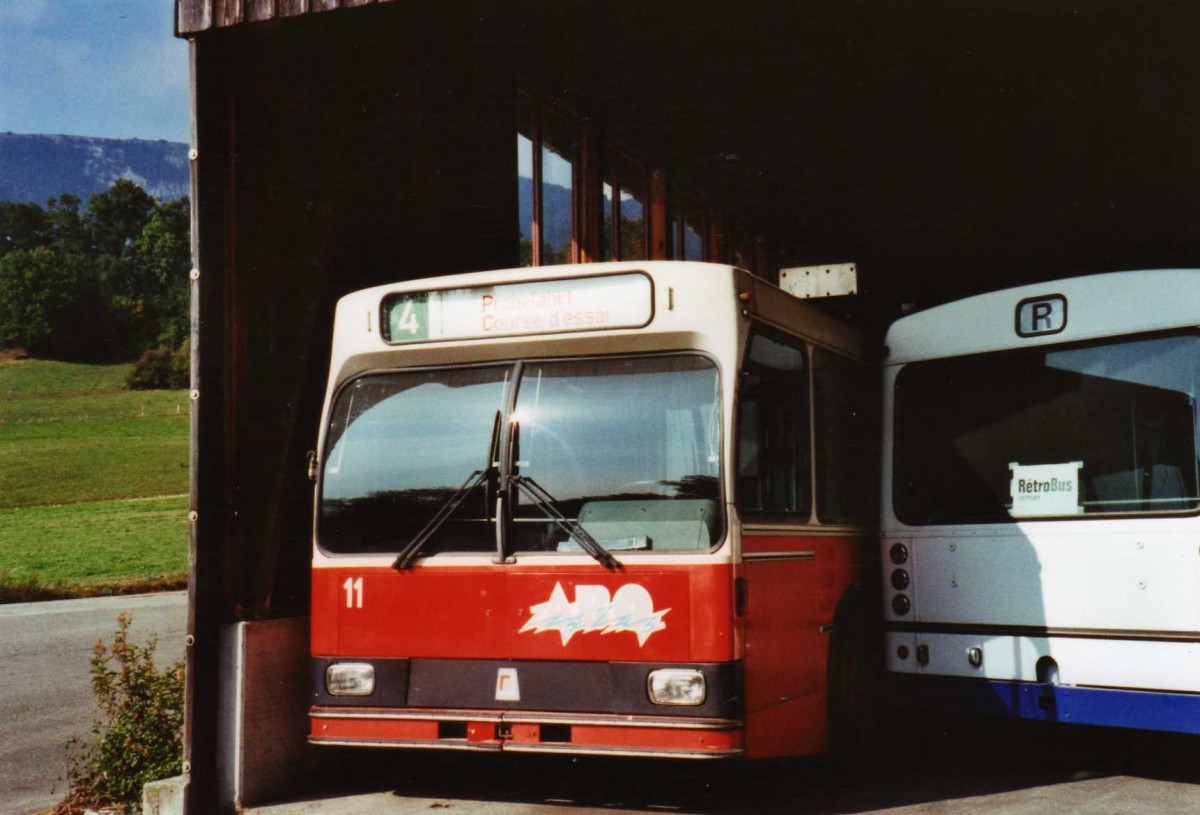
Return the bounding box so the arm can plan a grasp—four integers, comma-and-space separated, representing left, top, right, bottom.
884, 269, 1200, 365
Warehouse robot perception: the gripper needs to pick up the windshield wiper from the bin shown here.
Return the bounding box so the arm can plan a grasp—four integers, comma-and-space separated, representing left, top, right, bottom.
511, 474, 622, 571
391, 469, 489, 569
393, 411, 501, 570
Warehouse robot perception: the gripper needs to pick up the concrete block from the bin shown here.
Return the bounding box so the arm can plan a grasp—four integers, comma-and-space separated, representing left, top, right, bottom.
142, 774, 186, 815
218, 616, 314, 811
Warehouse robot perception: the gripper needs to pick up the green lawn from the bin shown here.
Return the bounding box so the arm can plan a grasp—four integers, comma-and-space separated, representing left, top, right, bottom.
0, 358, 188, 597
0, 495, 188, 583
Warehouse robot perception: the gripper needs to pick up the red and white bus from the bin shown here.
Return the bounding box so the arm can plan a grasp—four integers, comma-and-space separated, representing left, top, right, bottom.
309, 261, 874, 759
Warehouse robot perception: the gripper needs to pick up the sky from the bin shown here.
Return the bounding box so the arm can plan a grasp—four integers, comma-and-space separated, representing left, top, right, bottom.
0, 0, 190, 143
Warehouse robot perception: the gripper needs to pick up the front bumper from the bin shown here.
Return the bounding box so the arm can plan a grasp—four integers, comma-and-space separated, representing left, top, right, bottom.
309, 706, 744, 758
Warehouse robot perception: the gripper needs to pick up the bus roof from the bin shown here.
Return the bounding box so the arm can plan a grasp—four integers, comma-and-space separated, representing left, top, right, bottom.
884, 269, 1200, 365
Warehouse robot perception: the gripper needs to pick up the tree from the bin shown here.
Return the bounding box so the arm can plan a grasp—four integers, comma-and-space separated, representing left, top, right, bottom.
0, 182, 191, 363
0, 246, 104, 359
132, 198, 191, 348
0, 202, 51, 259
85, 179, 157, 262
46, 194, 88, 255
86, 180, 158, 307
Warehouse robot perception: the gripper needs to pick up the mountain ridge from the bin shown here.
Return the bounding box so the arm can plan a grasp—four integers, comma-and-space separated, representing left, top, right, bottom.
0, 132, 190, 204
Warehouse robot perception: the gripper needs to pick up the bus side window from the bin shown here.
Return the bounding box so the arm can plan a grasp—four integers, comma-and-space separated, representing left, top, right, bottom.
812, 348, 872, 525
736, 327, 811, 517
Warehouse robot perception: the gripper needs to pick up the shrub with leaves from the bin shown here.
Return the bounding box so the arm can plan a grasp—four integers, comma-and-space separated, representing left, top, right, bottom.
58, 613, 184, 814
171, 339, 190, 388
126, 346, 188, 390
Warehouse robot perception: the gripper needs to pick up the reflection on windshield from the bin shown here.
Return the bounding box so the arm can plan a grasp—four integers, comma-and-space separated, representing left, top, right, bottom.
894, 334, 1200, 524
513, 356, 721, 552
320, 367, 510, 554
318, 355, 722, 556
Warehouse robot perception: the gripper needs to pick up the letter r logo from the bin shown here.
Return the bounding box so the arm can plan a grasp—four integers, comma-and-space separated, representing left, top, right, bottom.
495, 668, 520, 701
1016, 295, 1067, 337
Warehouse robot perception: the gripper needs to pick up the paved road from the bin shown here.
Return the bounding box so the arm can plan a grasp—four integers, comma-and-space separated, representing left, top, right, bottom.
0, 592, 186, 815
246, 715, 1200, 815
247, 773, 1200, 815
6, 593, 1200, 814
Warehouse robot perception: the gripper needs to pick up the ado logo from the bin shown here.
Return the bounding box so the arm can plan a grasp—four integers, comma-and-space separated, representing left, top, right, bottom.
520, 582, 669, 646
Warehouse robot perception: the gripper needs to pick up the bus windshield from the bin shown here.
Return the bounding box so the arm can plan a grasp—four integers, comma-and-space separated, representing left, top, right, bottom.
319, 354, 722, 555
894, 333, 1200, 524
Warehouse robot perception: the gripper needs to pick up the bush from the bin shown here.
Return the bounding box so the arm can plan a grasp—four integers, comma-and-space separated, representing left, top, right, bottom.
171, 339, 190, 387
0, 569, 188, 605
57, 613, 184, 814
126, 346, 188, 390
0, 569, 73, 603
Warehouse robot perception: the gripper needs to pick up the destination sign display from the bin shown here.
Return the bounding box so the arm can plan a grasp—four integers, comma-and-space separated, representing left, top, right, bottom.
380, 272, 653, 344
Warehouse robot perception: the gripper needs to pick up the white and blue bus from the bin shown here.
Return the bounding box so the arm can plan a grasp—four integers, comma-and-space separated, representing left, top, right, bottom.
881, 269, 1200, 732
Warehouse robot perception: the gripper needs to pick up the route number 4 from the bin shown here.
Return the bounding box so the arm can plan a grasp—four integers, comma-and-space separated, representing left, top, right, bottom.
343, 577, 364, 609
395, 301, 420, 335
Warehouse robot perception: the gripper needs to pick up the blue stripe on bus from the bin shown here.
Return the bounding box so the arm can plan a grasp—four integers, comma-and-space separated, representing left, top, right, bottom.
888, 675, 1200, 734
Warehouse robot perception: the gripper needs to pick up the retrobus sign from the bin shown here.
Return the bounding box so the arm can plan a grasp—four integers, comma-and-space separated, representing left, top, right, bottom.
380, 272, 654, 344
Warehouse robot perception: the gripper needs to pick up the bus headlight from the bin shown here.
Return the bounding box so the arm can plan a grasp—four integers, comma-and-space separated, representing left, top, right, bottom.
647, 669, 706, 706
326, 663, 376, 696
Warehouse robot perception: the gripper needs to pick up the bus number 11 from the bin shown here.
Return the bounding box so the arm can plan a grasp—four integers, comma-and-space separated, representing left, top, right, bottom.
343, 577, 364, 609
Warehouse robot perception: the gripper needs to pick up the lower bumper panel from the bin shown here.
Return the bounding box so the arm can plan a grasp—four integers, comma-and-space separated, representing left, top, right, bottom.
310, 706, 744, 759
889, 674, 1200, 734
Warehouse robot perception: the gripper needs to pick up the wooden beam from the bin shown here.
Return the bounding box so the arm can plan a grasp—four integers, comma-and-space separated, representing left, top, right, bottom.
216, 0, 243, 28
177, 0, 400, 33
279, 0, 308, 17
708, 211, 726, 263
578, 123, 600, 263
177, 0, 212, 35
246, 0, 274, 23
649, 169, 668, 260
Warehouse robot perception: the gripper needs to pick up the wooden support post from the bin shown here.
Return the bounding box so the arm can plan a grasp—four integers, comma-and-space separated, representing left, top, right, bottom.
649, 169, 668, 260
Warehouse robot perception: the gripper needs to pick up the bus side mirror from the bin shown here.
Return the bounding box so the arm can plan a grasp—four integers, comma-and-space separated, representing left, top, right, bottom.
307, 450, 319, 482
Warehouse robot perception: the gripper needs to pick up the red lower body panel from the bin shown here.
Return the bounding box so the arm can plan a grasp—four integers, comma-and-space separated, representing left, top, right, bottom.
741, 532, 865, 758
310, 707, 744, 759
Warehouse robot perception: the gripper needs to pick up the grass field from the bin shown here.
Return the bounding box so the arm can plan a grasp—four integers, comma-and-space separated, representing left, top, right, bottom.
0, 357, 189, 599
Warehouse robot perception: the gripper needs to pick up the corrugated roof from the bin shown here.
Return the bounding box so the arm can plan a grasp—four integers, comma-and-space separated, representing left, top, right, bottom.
176, 0, 395, 35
